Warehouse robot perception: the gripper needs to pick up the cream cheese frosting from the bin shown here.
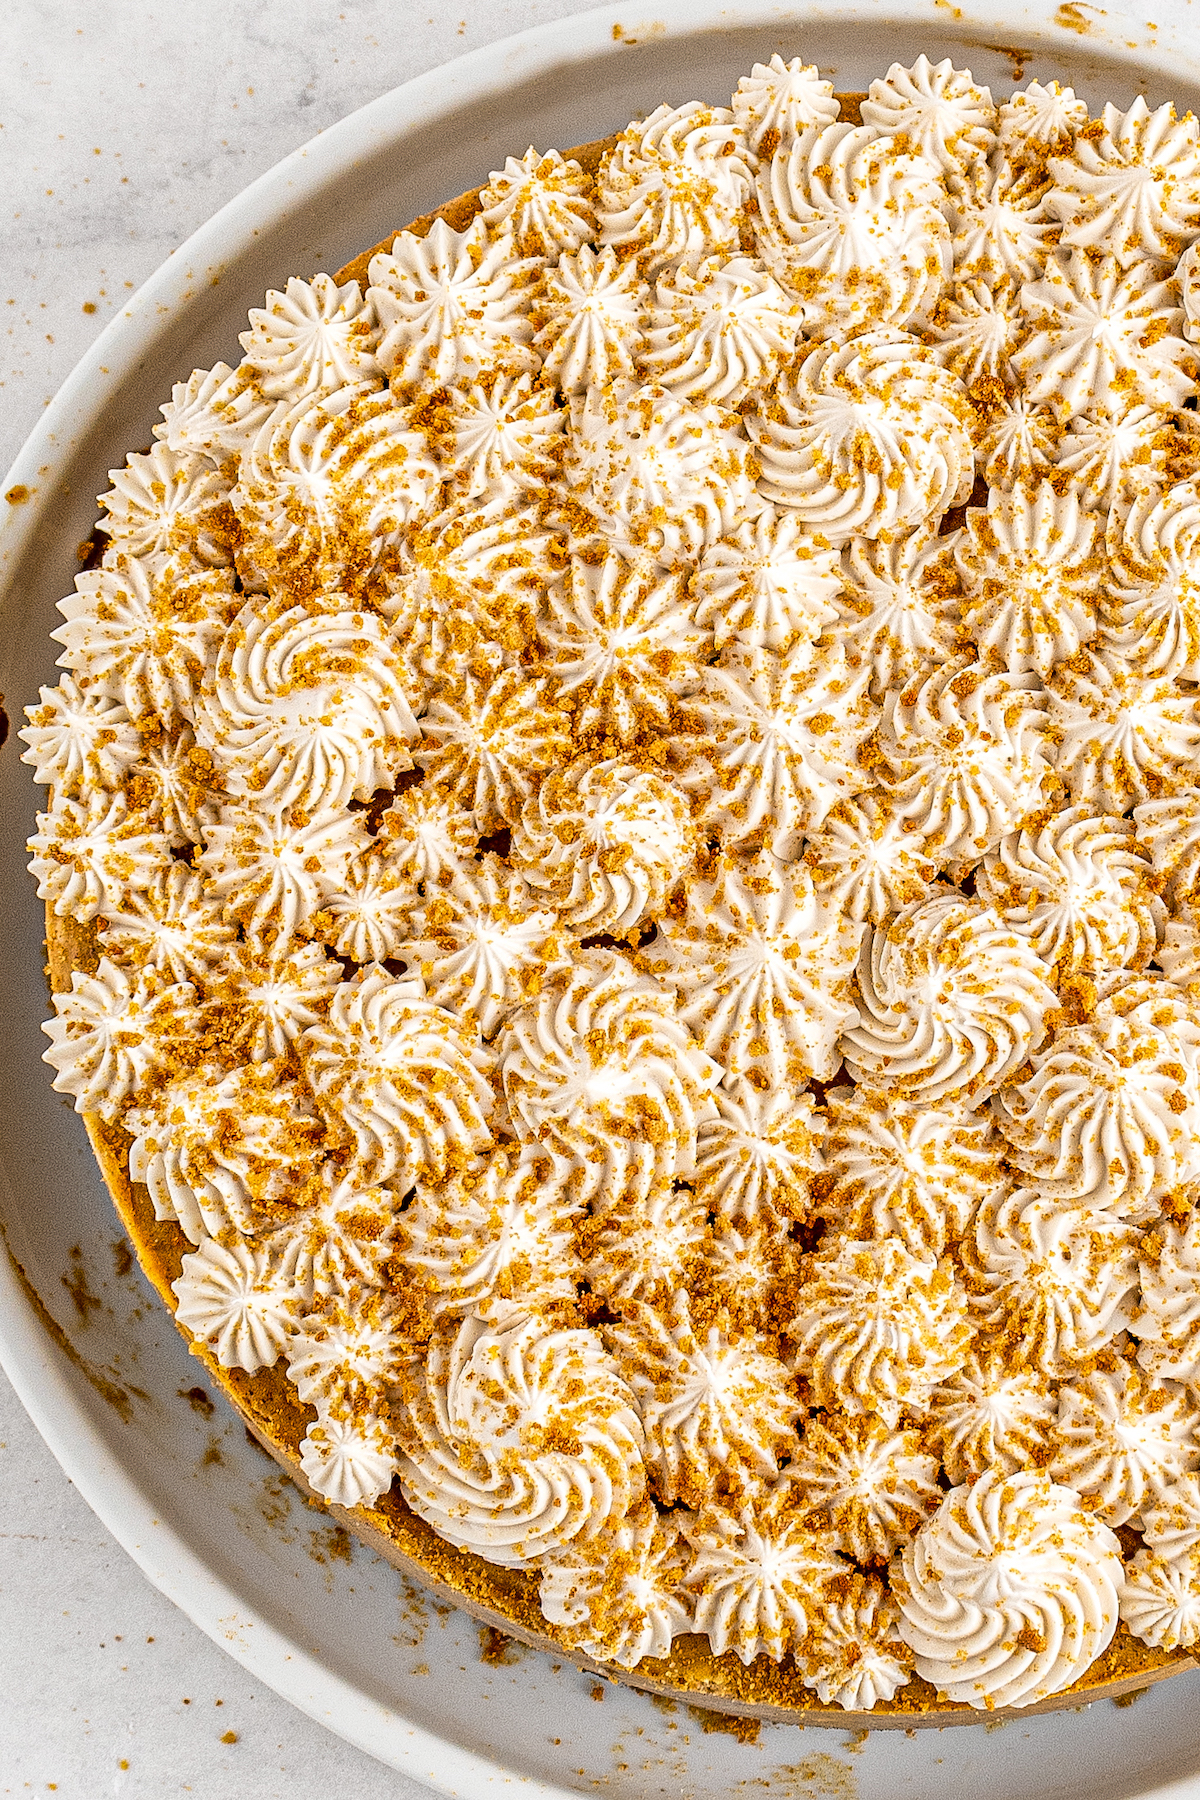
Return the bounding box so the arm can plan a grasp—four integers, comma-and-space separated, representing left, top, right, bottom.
35, 50, 1200, 1714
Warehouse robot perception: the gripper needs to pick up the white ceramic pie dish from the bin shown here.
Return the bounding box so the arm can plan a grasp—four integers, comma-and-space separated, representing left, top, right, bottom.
6, 2, 1200, 1791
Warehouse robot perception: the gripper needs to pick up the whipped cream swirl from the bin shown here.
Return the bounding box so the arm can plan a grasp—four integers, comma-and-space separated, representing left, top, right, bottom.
955, 481, 1100, 679
800, 1574, 915, 1709
788, 1237, 972, 1424
1015, 251, 1196, 417
540, 550, 705, 743
1102, 477, 1200, 682
239, 274, 381, 399
608, 1292, 801, 1506
367, 219, 537, 393
597, 101, 754, 272
302, 967, 495, 1188
564, 379, 759, 562
644, 850, 862, 1086
834, 527, 963, 700
394, 1310, 645, 1566
478, 147, 595, 259
999, 81, 1088, 164
804, 793, 937, 927
732, 56, 839, 152
681, 1488, 844, 1664
172, 1235, 300, 1374
691, 509, 842, 655
19, 675, 141, 798
54, 557, 237, 731
966, 1187, 1138, 1374
534, 246, 643, 394
928, 1352, 1058, 1486
862, 57, 997, 172
1047, 98, 1200, 265
640, 256, 802, 406
755, 125, 951, 333
539, 1500, 692, 1669
993, 972, 1200, 1224
819, 1087, 1003, 1257
676, 640, 877, 857
872, 660, 1053, 867
692, 1079, 824, 1229
398, 1148, 580, 1320
127, 1060, 322, 1244
893, 1468, 1123, 1708
1049, 653, 1200, 813
97, 442, 234, 569
843, 892, 1058, 1105
513, 756, 694, 936
977, 805, 1160, 978
746, 330, 973, 540
497, 949, 719, 1210
1051, 1362, 1200, 1527
197, 600, 417, 813
1133, 1212, 1200, 1383
398, 856, 560, 1038
792, 1411, 941, 1562
42, 958, 190, 1121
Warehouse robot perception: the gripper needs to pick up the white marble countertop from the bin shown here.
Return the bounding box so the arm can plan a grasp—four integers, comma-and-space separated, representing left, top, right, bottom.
0, 0, 1186, 1793
0, 4, 600, 1793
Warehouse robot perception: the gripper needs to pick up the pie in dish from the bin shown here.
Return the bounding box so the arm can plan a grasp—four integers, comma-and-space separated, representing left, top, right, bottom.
25, 51, 1200, 1723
